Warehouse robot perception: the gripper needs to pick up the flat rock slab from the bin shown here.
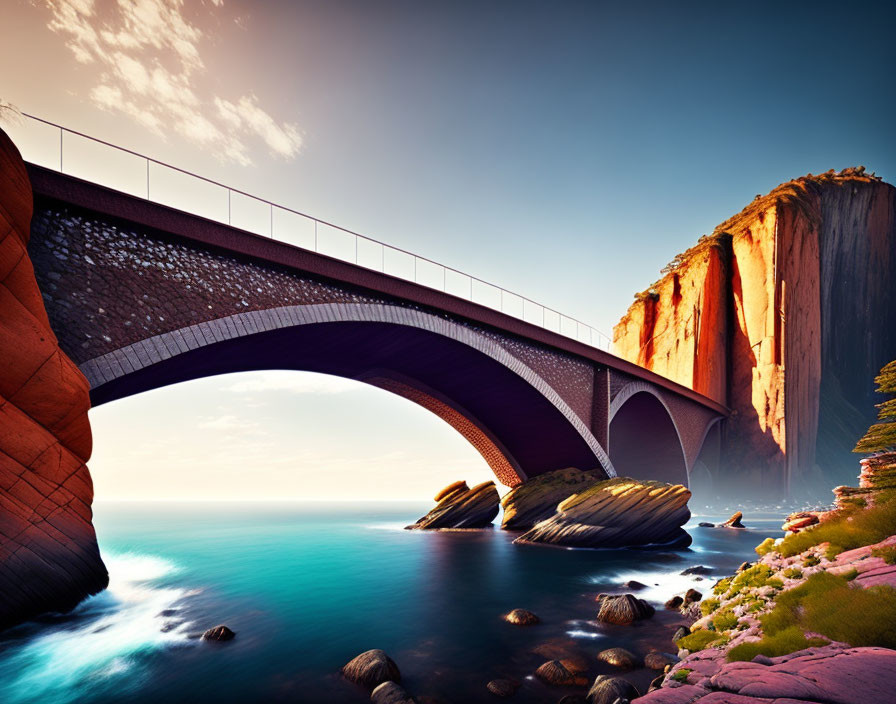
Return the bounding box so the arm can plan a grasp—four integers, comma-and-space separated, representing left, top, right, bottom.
636, 645, 896, 704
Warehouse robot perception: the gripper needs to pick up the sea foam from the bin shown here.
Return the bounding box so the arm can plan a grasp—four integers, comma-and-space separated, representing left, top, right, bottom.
0, 552, 195, 704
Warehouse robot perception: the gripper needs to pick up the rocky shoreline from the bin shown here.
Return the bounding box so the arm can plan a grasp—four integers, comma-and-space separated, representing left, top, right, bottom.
342, 453, 896, 703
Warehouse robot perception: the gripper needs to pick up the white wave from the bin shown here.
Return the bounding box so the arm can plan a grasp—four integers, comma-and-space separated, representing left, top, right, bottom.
588, 567, 713, 606
0, 552, 196, 704
364, 522, 411, 531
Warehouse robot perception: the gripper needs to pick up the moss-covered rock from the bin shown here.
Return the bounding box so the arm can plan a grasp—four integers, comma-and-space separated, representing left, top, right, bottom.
500, 467, 604, 530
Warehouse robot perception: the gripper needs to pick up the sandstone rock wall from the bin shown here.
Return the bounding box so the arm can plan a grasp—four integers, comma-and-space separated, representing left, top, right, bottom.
0, 126, 107, 629
614, 170, 896, 494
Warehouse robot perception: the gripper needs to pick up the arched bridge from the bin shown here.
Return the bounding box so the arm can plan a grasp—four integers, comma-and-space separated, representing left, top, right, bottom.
25, 163, 727, 489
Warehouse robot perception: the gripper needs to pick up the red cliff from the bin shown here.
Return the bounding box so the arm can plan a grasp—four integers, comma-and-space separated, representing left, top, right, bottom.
614, 169, 896, 495
0, 127, 107, 629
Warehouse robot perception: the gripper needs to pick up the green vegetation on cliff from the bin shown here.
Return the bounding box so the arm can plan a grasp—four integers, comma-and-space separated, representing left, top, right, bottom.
775, 494, 896, 558
727, 572, 896, 661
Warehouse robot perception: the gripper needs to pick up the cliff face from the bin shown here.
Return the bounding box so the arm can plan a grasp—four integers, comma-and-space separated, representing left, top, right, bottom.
614, 169, 896, 494
0, 127, 107, 629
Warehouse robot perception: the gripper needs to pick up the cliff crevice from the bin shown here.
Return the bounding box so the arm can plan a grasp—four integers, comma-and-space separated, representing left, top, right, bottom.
614, 168, 896, 493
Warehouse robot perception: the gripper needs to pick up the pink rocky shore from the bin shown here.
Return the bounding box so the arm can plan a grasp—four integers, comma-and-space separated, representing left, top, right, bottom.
637, 455, 896, 704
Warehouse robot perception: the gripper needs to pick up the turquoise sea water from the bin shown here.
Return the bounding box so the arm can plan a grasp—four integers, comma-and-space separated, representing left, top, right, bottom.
0, 503, 783, 703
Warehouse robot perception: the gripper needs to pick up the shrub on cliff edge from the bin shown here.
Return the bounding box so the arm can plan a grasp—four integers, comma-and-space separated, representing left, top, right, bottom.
775, 490, 896, 557
727, 571, 896, 661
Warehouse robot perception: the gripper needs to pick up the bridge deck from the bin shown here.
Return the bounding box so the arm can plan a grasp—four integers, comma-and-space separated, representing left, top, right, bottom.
27, 163, 728, 417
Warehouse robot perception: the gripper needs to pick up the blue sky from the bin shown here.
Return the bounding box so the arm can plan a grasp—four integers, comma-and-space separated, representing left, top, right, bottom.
1, 0, 893, 499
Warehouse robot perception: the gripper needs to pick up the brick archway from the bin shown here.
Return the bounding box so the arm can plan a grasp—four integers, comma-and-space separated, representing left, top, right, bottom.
84, 302, 617, 486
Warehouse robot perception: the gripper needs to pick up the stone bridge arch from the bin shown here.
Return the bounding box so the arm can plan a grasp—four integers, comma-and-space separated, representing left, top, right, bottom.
83, 301, 616, 486
609, 381, 722, 487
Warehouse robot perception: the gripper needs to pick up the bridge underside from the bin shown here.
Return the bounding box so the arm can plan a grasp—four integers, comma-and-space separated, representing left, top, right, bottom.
89, 320, 606, 486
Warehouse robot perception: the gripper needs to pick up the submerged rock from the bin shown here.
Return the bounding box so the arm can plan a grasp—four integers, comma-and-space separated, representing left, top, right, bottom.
201, 625, 235, 641
406, 480, 499, 529
513, 478, 692, 549
720, 511, 744, 528
532, 641, 591, 674
587, 675, 639, 704
680, 565, 711, 576
504, 608, 540, 625
500, 468, 604, 530
342, 649, 401, 689
697, 522, 715, 527
486, 679, 519, 697
595, 594, 654, 625
622, 580, 647, 590
371, 681, 415, 704
597, 647, 638, 669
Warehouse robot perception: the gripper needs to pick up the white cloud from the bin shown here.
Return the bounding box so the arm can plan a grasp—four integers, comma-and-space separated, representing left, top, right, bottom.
223, 371, 363, 396
44, 0, 303, 165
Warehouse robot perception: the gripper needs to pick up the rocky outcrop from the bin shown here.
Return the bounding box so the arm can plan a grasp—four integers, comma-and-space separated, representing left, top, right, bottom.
500, 467, 603, 530
613, 168, 896, 495
514, 478, 691, 549
637, 644, 896, 704
719, 512, 744, 528
406, 480, 499, 529
0, 126, 107, 630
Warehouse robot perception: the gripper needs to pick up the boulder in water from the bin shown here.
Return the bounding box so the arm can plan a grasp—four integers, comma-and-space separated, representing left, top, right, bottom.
500, 468, 604, 530
371, 681, 415, 704
342, 649, 401, 689
680, 565, 711, 576
683, 588, 702, 606
504, 608, 540, 625
534, 660, 587, 687
595, 594, 654, 625
597, 647, 638, 669
664, 596, 683, 610
721, 511, 745, 528
201, 625, 235, 641
406, 481, 499, 529
513, 478, 691, 549
587, 675, 639, 704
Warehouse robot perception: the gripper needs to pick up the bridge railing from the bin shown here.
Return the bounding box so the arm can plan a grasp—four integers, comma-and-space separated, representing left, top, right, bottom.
5, 113, 612, 351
